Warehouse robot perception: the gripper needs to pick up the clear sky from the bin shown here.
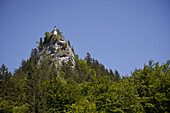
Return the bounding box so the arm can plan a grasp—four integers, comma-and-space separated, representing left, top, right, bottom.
0, 0, 170, 76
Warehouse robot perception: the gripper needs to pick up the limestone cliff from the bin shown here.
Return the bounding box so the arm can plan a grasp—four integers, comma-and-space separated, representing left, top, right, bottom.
37, 30, 75, 70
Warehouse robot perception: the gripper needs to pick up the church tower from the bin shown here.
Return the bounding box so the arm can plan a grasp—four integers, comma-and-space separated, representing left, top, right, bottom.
54, 25, 58, 36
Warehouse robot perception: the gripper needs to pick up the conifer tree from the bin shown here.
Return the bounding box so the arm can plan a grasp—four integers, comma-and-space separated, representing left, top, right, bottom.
85, 52, 92, 66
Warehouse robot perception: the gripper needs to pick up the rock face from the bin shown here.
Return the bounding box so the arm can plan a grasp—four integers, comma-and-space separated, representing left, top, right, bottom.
37, 35, 75, 70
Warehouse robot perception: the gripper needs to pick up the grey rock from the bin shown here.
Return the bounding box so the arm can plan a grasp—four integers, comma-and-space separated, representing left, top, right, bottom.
37, 35, 75, 70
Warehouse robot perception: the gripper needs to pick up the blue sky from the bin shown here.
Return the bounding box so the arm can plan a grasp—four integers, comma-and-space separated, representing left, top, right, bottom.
0, 0, 170, 75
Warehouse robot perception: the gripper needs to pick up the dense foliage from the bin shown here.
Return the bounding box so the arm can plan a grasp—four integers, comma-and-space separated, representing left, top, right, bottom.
1, 53, 169, 113
0, 33, 169, 112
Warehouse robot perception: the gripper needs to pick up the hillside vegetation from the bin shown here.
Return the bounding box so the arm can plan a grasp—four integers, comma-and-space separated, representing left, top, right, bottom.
0, 30, 170, 113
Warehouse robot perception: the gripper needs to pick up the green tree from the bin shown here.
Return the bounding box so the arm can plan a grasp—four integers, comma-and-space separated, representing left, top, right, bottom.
85, 52, 92, 66
46, 78, 82, 112
115, 70, 120, 81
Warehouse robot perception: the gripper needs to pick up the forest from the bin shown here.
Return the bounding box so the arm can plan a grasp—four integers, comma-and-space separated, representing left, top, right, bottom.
0, 33, 170, 113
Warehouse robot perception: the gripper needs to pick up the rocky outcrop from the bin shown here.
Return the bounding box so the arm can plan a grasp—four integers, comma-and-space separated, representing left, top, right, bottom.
37, 34, 75, 70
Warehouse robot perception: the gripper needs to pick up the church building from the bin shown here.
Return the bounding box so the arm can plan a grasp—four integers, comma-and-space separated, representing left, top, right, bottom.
54, 25, 58, 36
